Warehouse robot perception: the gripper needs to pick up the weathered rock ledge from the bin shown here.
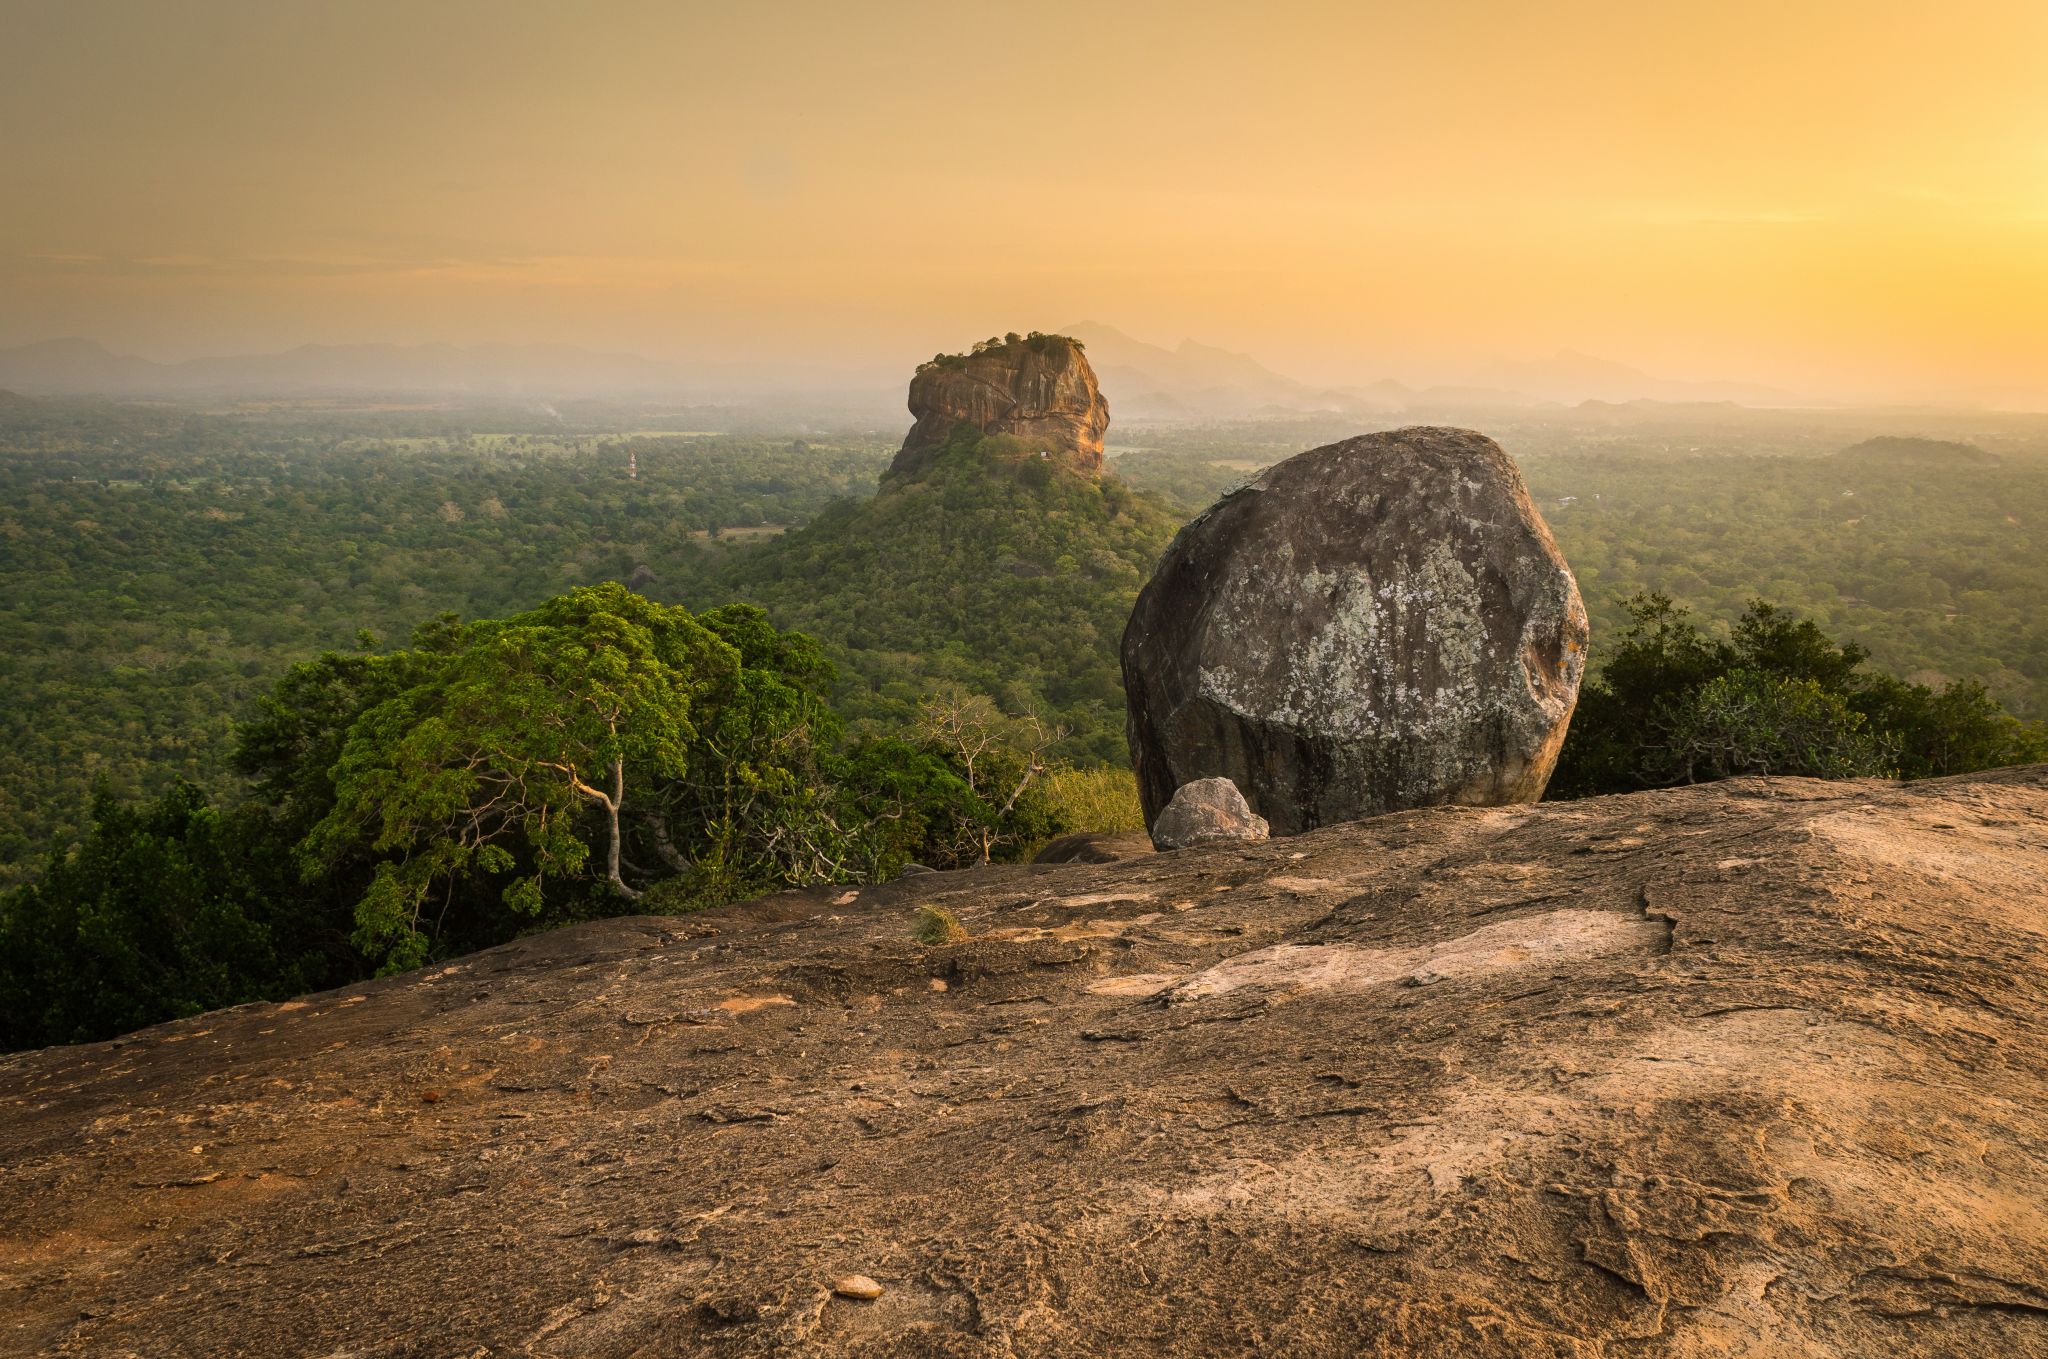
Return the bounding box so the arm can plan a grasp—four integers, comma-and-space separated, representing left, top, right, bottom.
4, 767, 2047, 1357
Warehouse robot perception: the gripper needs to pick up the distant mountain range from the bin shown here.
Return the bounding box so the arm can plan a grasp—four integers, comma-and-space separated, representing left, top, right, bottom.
1064, 324, 1809, 417
1062, 323, 1544, 418
0, 332, 1815, 414
1059, 323, 1351, 418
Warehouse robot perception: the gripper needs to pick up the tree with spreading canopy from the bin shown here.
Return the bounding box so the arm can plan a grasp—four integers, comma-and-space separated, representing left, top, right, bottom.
304, 584, 735, 969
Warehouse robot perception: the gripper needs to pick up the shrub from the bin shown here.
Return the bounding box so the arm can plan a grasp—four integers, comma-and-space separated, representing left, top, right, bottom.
1651, 672, 1888, 783
912, 905, 966, 945
1552, 594, 2047, 797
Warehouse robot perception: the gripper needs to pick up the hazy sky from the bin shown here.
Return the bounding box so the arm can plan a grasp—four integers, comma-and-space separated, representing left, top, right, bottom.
5, 0, 2047, 400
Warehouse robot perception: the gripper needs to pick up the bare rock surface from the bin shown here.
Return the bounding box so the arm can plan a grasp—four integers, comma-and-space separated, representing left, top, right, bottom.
890, 336, 1109, 481
1123, 426, 1589, 835
1030, 830, 1155, 865
1149, 775, 1270, 850
5, 767, 2048, 1357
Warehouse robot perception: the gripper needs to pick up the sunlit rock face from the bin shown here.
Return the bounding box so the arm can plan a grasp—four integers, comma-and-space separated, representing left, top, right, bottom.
888, 335, 1109, 481
1122, 426, 1588, 834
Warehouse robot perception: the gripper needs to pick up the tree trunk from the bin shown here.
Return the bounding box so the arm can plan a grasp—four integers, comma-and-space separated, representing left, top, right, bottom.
603, 759, 639, 900
644, 813, 690, 872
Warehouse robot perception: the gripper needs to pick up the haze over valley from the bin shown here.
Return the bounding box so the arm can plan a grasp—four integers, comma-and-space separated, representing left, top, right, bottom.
0, 324, 1839, 416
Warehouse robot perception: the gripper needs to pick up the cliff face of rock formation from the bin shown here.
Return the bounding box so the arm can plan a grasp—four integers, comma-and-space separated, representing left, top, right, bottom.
889, 335, 1109, 481
1124, 427, 1588, 836
5, 765, 2046, 1357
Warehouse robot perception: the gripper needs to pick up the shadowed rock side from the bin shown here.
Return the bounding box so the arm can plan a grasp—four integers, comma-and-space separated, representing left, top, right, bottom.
4, 768, 2048, 1357
1030, 830, 1154, 865
890, 336, 1109, 481
1123, 427, 1588, 835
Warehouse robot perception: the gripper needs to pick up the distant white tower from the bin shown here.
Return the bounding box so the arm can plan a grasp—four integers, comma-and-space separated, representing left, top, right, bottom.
628, 450, 639, 481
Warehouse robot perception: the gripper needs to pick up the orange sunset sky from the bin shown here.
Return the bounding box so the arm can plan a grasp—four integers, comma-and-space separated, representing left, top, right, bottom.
5, 0, 2047, 402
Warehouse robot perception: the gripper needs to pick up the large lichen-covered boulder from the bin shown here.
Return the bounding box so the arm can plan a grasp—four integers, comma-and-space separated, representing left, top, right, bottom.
1122, 426, 1587, 835
889, 334, 1108, 481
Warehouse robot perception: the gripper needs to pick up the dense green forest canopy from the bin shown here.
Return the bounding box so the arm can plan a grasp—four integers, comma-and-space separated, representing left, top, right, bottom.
1834, 435, 1998, 467
5, 396, 2048, 889
4, 394, 2047, 1048
0, 415, 893, 877
0, 585, 1110, 1048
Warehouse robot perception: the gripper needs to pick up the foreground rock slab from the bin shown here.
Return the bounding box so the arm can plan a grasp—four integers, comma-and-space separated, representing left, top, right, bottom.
4, 767, 2047, 1357
1123, 426, 1588, 834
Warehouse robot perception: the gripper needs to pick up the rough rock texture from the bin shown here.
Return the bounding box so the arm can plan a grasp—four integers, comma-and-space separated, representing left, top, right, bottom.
1030, 831, 1154, 865
1123, 427, 1589, 835
5, 767, 2048, 1358
1149, 776, 1270, 850
890, 337, 1109, 481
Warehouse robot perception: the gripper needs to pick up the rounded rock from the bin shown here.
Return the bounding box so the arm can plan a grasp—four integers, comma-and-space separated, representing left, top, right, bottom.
1122, 427, 1587, 835
832, 1274, 885, 1301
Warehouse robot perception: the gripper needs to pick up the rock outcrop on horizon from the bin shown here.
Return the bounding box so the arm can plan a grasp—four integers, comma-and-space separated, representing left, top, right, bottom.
1123, 427, 1588, 835
888, 334, 1109, 481
4, 767, 2045, 1356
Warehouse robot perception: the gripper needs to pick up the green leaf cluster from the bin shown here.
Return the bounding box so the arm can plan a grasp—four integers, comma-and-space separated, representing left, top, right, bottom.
301, 583, 732, 969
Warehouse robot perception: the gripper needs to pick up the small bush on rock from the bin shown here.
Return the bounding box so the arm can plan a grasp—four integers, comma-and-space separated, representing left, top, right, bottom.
912, 905, 967, 945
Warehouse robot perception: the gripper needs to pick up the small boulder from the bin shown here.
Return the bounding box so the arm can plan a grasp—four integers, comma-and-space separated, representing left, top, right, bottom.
832, 1274, 885, 1301
1150, 777, 1270, 851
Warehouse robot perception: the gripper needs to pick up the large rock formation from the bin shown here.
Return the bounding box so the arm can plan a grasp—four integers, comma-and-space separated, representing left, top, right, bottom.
1123, 426, 1587, 835
5, 766, 2047, 1357
889, 334, 1109, 481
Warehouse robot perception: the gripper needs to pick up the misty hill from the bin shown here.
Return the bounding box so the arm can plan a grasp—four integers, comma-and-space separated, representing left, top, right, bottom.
1836, 435, 2000, 467
1058, 328, 1815, 417
6, 765, 2045, 1355
1060, 324, 1548, 419
1062, 322, 1343, 419
1060, 327, 1738, 418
